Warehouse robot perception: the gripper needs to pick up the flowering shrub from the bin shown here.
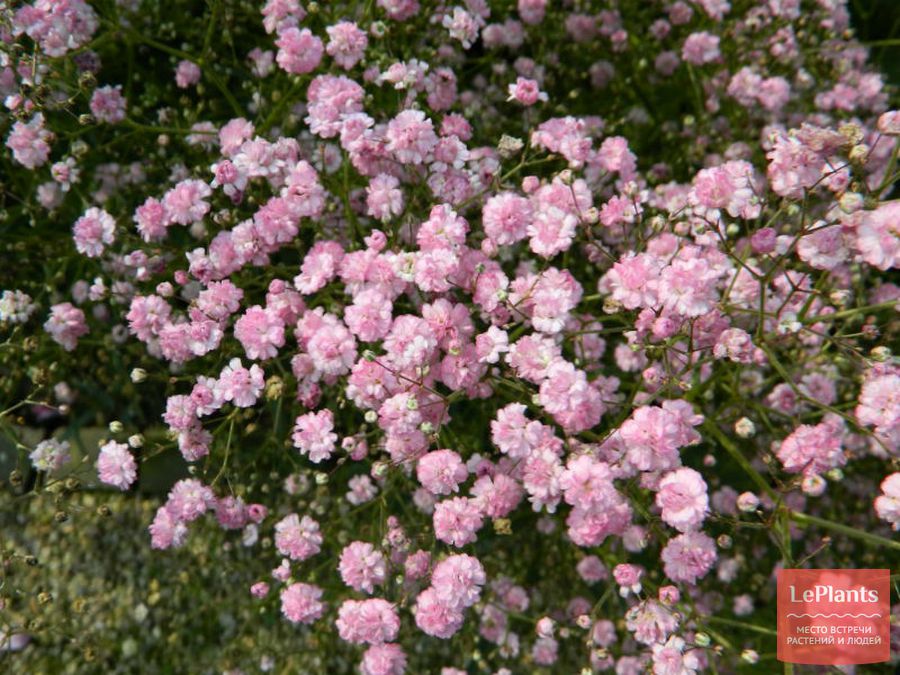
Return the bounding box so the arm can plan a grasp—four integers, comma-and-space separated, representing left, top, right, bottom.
2, 0, 900, 672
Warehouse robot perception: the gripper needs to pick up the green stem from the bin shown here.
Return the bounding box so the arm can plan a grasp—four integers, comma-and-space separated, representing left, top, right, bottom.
800, 300, 897, 325
706, 616, 777, 637
790, 511, 900, 552
702, 420, 777, 500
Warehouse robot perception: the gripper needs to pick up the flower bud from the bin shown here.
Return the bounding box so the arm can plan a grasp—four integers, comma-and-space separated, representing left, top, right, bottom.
734, 417, 755, 438
870, 346, 892, 362
741, 649, 759, 664
801, 474, 826, 496
498, 134, 524, 158
737, 491, 759, 512
130, 368, 147, 383
108, 420, 124, 434
848, 143, 869, 164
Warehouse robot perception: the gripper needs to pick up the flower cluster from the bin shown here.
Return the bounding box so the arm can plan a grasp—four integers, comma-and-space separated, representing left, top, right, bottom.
3, 0, 900, 672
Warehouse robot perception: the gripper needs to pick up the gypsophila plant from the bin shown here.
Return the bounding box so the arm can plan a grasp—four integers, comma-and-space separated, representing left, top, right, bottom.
1, 0, 900, 672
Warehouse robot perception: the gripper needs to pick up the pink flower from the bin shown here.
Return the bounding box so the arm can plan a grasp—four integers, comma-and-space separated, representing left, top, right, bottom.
475, 326, 509, 364
162, 179, 212, 226
595, 135, 637, 178
165, 478, 215, 521
577, 556, 608, 583
366, 174, 405, 222
856, 201, 900, 271
326, 21, 368, 70
766, 130, 828, 200
520, 267, 583, 334
6, 113, 52, 168
856, 372, 900, 441
234, 305, 285, 360
659, 257, 719, 317
758, 76, 791, 111
275, 27, 323, 75
681, 31, 720, 65
149, 505, 188, 549
532, 637, 559, 665
336, 599, 400, 644
559, 455, 618, 511
689, 161, 759, 219
656, 468, 709, 532
294, 240, 344, 294
626, 599, 678, 646
89, 85, 126, 123
417, 449, 468, 495
29, 439, 71, 472
361, 643, 407, 675
43, 302, 89, 351
433, 496, 484, 547
797, 224, 849, 271
507, 77, 548, 106
219, 117, 255, 156
216, 358, 264, 407
618, 403, 701, 472
382, 315, 438, 370
386, 109, 438, 164
652, 636, 701, 675
483, 192, 532, 246
377, 0, 420, 21
250, 582, 270, 598
528, 205, 577, 258
442, 6, 482, 49
126, 295, 171, 342
299, 310, 358, 378
431, 554, 485, 609
874, 473, 900, 530
877, 111, 900, 135
274, 513, 322, 561
538, 359, 605, 433
306, 74, 365, 138
73, 207, 116, 257
506, 335, 560, 382
96, 440, 137, 490
660, 531, 717, 584
602, 253, 662, 310
414, 587, 464, 638
134, 197, 168, 242
281, 583, 326, 624
471, 473, 524, 518
292, 409, 338, 462
339, 541, 388, 593
175, 60, 201, 88
12, 0, 98, 57
346, 289, 393, 342
713, 328, 755, 364
414, 249, 459, 293
776, 418, 846, 476
518, 0, 547, 25
196, 280, 244, 322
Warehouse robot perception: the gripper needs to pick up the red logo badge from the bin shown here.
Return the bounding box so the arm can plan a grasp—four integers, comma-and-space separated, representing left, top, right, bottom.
777, 568, 890, 665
